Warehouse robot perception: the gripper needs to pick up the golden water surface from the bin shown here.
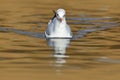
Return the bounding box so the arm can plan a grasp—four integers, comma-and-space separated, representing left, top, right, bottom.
0, 0, 120, 80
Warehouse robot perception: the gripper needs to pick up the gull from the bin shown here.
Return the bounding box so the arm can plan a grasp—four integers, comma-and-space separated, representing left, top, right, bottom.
45, 8, 72, 38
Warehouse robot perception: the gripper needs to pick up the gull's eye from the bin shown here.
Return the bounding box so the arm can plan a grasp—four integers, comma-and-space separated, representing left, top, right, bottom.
56, 13, 58, 16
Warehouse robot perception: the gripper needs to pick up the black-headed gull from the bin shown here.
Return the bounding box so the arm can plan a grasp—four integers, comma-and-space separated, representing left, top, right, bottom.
45, 8, 72, 38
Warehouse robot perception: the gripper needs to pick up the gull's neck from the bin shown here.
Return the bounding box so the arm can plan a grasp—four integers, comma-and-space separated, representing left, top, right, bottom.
53, 17, 67, 34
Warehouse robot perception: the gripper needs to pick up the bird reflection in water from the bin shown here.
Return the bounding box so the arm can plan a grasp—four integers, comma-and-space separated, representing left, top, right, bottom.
46, 38, 71, 67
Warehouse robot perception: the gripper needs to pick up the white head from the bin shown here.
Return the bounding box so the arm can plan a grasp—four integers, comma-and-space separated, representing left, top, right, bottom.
56, 9, 66, 22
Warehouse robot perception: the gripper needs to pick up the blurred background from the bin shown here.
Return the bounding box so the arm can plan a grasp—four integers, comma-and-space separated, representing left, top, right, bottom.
0, 0, 120, 80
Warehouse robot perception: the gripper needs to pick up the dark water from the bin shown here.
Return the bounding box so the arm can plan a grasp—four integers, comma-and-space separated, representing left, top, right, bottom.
0, 0, 120, 80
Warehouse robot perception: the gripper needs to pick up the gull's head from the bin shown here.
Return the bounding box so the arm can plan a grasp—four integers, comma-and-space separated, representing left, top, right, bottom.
56, 9, 66, 22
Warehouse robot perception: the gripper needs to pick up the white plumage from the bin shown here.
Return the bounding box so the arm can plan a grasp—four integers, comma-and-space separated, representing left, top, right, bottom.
45, 8, 72, 38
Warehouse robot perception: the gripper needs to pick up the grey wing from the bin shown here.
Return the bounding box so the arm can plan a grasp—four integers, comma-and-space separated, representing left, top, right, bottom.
46, 20, 54, 35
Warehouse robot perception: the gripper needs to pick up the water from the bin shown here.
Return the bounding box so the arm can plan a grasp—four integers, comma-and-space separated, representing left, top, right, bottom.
0, 0, 120, 80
